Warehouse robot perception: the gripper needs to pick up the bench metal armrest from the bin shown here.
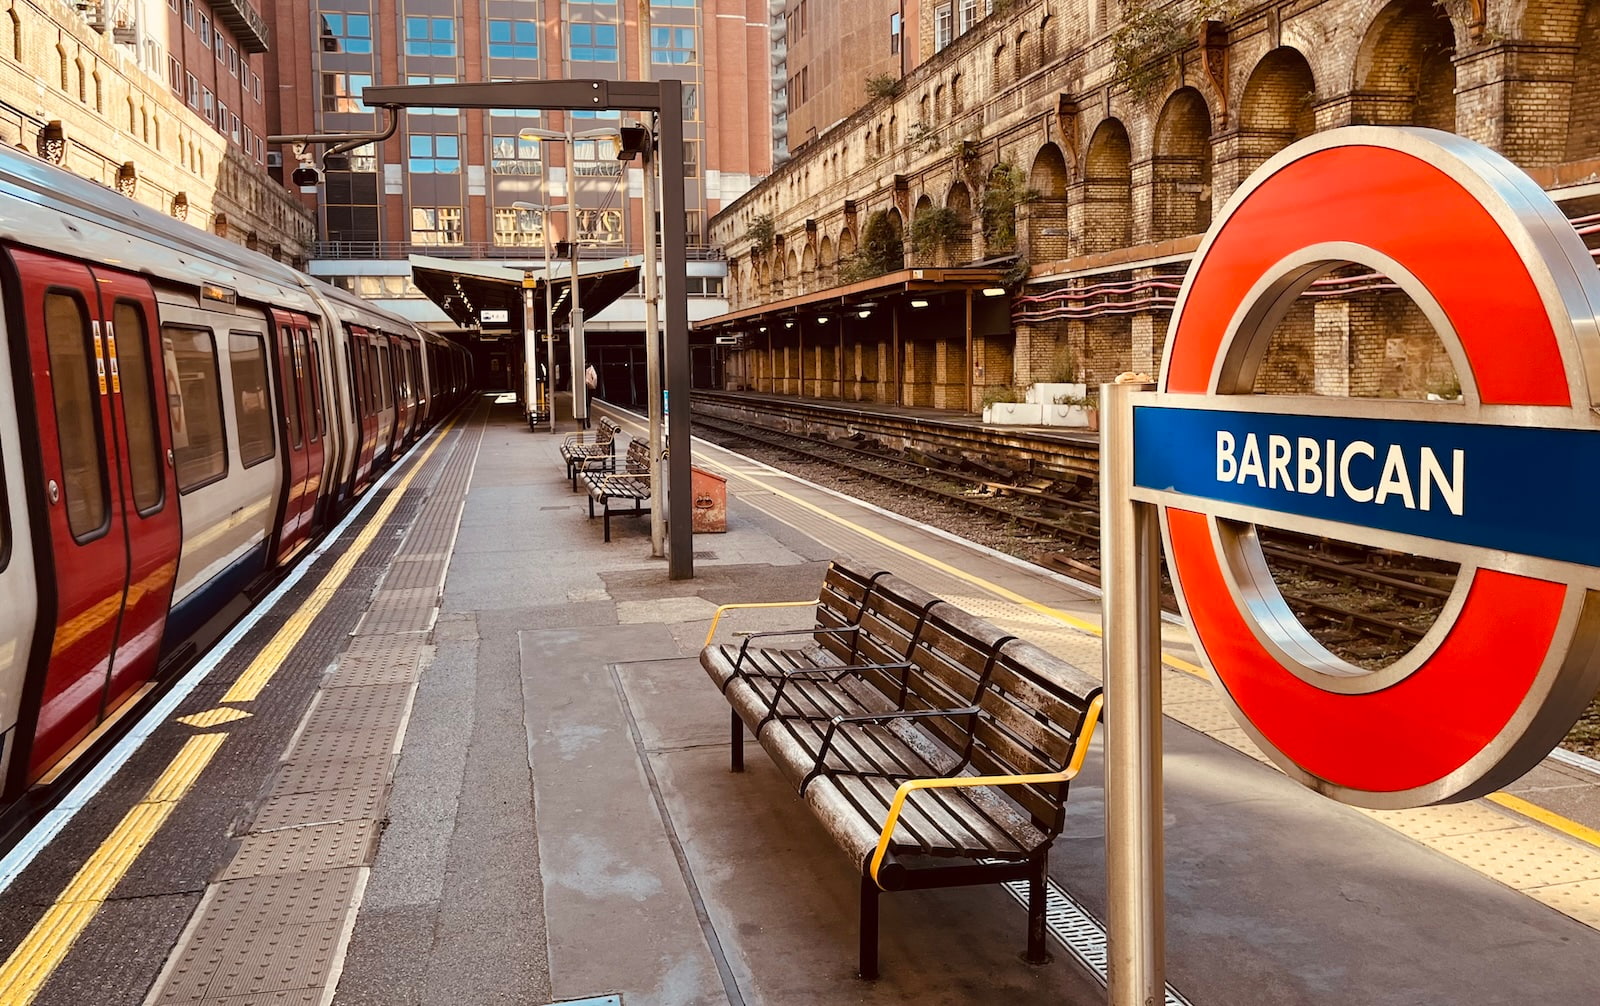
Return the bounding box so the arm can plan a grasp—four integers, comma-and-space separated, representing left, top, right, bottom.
803, 706, 982, 791
867, 693, 1104, 887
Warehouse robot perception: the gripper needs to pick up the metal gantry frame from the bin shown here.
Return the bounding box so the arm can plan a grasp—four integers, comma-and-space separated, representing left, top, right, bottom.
357, 78, 695, 580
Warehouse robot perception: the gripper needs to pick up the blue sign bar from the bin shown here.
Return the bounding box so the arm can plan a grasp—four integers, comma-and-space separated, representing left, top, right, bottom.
1133, 406, 1600, 566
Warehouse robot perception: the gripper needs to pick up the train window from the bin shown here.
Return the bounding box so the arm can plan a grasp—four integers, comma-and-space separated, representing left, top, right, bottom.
229, 332, 275, 467
367, 342, 380, 413
112, 302, 163, 514
379, 344, 394, 409
44, 292, 108, 540
344, 343, 359, 423
279, 326, 302, 449
308, 337, 326, 439
162, 326, 226, 492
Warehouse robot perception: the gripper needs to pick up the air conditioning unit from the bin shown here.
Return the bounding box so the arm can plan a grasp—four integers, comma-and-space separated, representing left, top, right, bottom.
266, 151, 282, 167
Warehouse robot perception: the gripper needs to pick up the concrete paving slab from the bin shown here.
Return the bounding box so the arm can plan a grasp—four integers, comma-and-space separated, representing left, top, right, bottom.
614, 658, 734, 753
521, 626, 726, 1006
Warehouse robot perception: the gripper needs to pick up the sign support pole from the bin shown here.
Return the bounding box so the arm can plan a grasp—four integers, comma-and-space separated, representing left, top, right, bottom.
1101, 379, 1165, 1006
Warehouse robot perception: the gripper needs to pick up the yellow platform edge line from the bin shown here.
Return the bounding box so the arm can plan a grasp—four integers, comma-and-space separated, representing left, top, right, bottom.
222, 417, 459, 704
0, 733, 226, 1003
1487, 792, 1600, 851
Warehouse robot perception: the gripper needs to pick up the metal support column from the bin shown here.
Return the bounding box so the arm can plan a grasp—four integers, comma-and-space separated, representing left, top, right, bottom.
657, 79, 693, 579
1100, 379, 1165, 1006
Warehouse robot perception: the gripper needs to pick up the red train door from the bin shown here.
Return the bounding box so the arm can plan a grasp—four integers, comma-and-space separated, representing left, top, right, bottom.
8, 249, 180, 779
389, 335, 411, 451
299, 325, 326, 522
269, 310, 313, 563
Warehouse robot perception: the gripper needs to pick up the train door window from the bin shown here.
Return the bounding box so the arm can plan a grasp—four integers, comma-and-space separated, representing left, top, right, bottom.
112, 302, 163, 514
308, 338, 326, 439
293, 331, 314, 444
379, 344, 394, 409
367, 343, 380, 412
278, 326, 302, 449
344, 343, 359, 423
44, 291, 107, 539
410, 348, 424, 406
229, 332, 275, 467
162, 326, 226, 491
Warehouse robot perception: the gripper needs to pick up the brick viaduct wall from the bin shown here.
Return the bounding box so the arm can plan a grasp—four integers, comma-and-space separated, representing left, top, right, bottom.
710, 0, 1600, 408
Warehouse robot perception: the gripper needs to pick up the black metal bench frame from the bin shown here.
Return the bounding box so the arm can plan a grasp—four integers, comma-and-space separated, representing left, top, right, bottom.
700, 559, 1104, 980
581, 439, 652, 541
562, 417, 621, 488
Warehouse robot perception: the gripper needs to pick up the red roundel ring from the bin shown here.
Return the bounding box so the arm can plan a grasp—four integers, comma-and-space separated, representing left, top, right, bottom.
1157, 127, 1600, 807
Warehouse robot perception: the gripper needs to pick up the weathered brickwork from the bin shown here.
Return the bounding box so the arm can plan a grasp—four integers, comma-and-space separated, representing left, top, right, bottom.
0, 2, 311, 260
713, 0, 1600, 411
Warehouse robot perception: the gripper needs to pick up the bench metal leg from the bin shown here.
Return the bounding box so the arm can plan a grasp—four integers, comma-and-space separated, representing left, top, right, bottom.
1025, 850, 1052, 966
731, 709, 744, 772
604, 504, 612, 542
859, 874, 880, 980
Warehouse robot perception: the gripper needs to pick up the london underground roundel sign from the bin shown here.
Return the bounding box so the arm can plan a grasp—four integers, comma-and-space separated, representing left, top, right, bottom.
1132, 127, 1600, 808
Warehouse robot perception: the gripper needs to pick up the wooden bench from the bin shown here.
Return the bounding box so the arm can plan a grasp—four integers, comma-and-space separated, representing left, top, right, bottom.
561, 416, 621, 488
580, 438, 652, 541
700, 558, 1103, 979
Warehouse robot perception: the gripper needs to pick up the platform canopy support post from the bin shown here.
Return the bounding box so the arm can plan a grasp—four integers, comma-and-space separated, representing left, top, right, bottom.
1100, 379, 1164, 1006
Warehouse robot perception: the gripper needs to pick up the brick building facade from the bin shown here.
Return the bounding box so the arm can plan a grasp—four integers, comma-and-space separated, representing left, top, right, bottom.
0, 0, 311, 260
709, 0, 1600, 411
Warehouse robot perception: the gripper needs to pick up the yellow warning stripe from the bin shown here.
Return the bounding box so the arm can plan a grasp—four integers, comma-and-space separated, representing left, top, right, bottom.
222, 417, 459, 704
0, 733, 226, 1002
1488, 792, 1600, 851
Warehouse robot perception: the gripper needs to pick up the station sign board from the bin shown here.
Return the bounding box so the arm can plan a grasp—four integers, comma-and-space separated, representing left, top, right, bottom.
1127, 127, 1600, 808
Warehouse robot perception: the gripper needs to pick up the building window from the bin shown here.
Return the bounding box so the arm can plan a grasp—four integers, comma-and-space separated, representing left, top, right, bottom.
320, 14, 373, 54
682, 83, 699, 121
573, 136, 622, 177
890, 12, 901, 54
652, 0, 694, 6
576, 208, 623, 244
215, 30, 225, 60
168, 55, 180, 91
959, 0, 980, 34
487, 19, 538, 59
935, 3, 952, 51
407, 134, 460, 173
228, 44, 237, 75
685, 209, 704, 244
650, 26, 695, 64
186, 72, 199, 107
218, 101, 228, 134
183, 0, 193, 29
570, 24, 617, 62
322, 72, 372, 113
493, 206, 543, 246
410, 206, 463, 245
202, 87, 213, 122
683, 139, 700, 177
199, 14, 210, 46
230, 112, 241, 143
490, 134, 541, 174
405, 16, 456, 57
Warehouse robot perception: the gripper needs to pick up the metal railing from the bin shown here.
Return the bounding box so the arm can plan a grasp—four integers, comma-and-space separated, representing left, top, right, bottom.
311, 239, 726, 261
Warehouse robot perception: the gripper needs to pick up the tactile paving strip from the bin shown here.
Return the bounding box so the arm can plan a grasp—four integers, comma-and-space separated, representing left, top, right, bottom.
146, 407, 489, 1004
219, 821, 375, 881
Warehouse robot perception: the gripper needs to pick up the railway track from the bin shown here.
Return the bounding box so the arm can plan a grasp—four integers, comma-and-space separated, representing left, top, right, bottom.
691, 410, 1451, 665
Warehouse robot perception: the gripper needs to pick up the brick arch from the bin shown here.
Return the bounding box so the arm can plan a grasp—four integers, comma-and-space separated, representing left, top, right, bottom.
1082, 119, 1132, 255
1353, 0, 1457, 129
1039, 14, 1055, 61
1027, 144, 1070, 263
1014, 31, 1030, 81
1565, 1, 1600, 160
801, 242, 816, 293
1151, 87, 1214, 241
946, 180, 975, 263
838, 227, 856, 263
819, 235, 835, 286
1237, 47, 1317, 179
910, 194, 938, 265
785, 248, 799, 298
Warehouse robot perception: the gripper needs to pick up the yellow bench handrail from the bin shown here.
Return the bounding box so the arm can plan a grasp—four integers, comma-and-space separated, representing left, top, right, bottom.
703, 600, 820, 647
867, 693, 1104, 886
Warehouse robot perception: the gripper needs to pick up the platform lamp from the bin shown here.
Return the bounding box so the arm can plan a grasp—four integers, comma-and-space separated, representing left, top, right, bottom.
518, 125, 621, 428
511, 200, 558, 433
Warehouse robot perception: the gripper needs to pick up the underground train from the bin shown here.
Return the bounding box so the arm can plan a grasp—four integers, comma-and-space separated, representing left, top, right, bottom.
0, 144, 471, 807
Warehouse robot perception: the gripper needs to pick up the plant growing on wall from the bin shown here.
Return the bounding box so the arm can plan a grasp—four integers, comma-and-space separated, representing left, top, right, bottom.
746, 213, 776, 258
910, 206, 965, 256
1111, 0, 1233, 101
906, 121, 941, 155
981, 163, 1035, 253
865, 74, 902, 100
841, 210, 903, 280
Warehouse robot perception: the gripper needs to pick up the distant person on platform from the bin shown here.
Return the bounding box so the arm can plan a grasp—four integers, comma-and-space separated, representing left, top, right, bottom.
583, 363, 597, 430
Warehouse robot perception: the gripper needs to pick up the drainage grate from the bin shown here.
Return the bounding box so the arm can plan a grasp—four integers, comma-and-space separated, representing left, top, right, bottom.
990, 866, 1193, 1006
548, 997, 621, 1006
693, 551, 717, 559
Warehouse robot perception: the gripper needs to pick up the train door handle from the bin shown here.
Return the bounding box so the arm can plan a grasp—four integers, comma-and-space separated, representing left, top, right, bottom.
47, 479, 59, 504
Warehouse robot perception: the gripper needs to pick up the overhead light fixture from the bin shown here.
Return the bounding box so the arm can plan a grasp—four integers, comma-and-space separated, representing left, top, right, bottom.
857, 309, 871, 319
616, 124, 652, 161
982, 287, 1007, 297
816, 315, 830, 323
758, 325, 767, 332
910, 298, 930, 308
784, 320, 795, 329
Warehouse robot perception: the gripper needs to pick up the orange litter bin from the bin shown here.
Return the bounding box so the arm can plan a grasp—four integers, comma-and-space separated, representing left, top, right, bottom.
690, 466, 727, 533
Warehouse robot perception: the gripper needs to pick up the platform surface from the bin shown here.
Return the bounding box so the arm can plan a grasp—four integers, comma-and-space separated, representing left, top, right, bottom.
2, 395, 1599, 1006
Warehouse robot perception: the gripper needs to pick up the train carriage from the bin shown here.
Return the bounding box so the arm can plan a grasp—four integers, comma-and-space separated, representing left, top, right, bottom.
0, 146, 469, 803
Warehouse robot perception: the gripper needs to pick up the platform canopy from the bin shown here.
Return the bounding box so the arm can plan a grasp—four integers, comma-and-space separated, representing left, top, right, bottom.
695, 265, 1010, 338
409, 254, 641, 335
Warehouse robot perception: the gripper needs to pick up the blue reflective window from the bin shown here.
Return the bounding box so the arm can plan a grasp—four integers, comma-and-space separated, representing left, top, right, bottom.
408, 134, 460, 173
488, 19, 539, 59
322, 14, 374, 53
651, 26, 695, 64
405, 16, 457, 57
570, 24, 618, 61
